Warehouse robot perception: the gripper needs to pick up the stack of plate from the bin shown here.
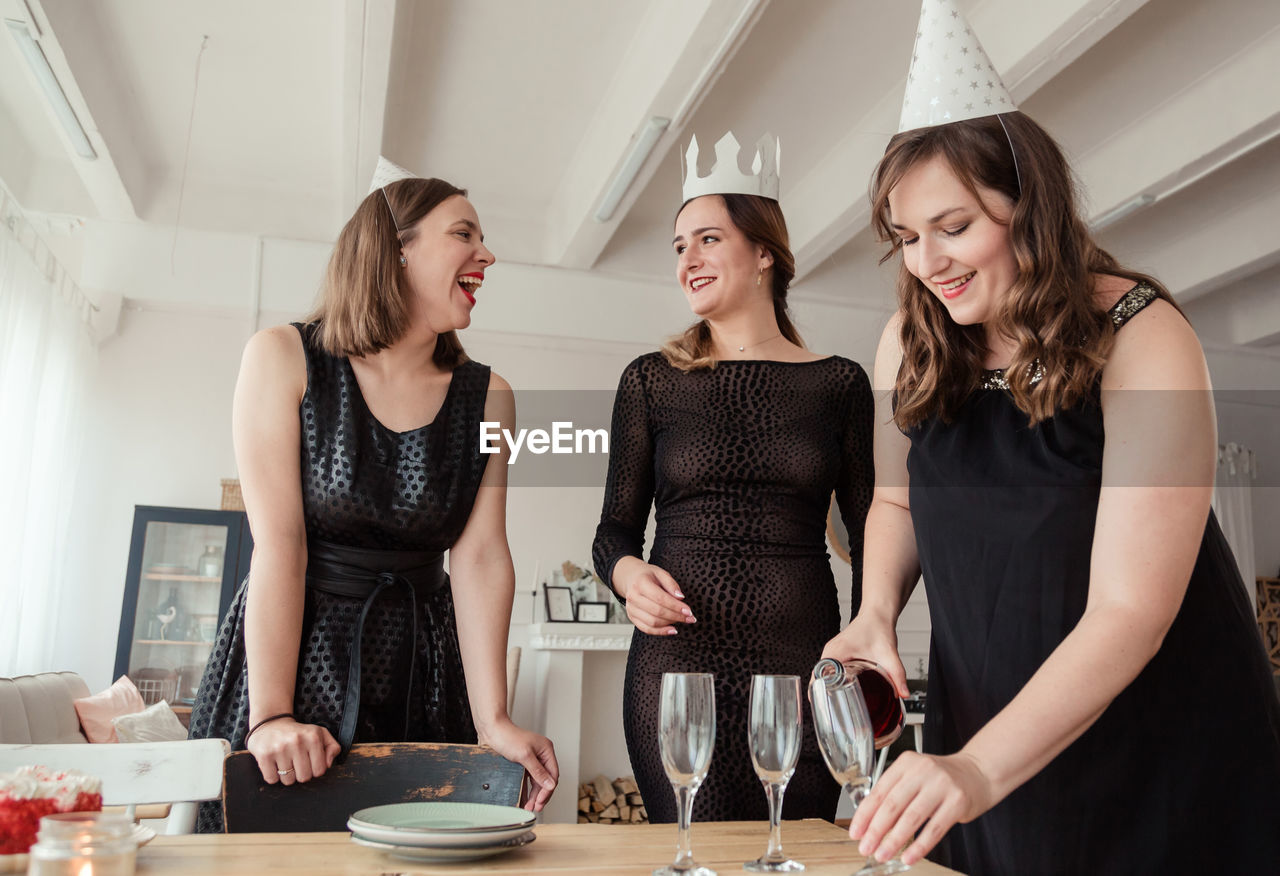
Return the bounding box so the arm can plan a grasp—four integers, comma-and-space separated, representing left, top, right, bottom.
347, 801, 537, 863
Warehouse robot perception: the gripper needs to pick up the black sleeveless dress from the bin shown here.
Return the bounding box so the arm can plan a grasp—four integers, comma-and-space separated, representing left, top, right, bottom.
593, 353, 874, 822
189, 323, 492, 832
908, 285, 1280, 873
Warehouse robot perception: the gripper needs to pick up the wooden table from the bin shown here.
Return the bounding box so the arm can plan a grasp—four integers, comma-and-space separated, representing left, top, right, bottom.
137, 821, 963, 874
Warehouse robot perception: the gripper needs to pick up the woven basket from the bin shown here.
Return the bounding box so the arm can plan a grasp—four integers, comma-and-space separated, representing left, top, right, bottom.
220, 478, 244, 511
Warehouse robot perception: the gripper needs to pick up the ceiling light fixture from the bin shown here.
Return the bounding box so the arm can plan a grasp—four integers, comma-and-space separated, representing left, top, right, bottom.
594, 116, 670, 222
5, 18, 97, 160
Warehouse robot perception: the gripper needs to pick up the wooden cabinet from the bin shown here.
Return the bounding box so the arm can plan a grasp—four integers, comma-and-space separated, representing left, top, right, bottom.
113, 506, 253, 709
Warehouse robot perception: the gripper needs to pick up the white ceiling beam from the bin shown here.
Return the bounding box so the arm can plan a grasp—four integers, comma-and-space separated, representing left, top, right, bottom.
972, 0, 1152, 101
1129, 182, 1280, 306
544, 0, 770, 271
1075, 25, 1280, 222
338, 0, 397, 219
789, 0, 1149, 281
8, 0, 138, 220
1225, 270, 1280, 348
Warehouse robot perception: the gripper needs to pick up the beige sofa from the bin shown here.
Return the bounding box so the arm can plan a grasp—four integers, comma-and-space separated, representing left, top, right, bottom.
0, 671, 91, 744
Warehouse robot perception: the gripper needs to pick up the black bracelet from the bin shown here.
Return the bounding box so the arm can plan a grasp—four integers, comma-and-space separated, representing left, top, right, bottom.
244, 712, 294, 745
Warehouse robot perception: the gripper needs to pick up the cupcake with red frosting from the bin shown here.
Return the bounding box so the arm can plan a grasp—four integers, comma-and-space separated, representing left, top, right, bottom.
0, 766, 103, 855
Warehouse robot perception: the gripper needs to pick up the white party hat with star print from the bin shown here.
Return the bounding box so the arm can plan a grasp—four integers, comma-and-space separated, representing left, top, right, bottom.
368, 155, 417, 194
898, 0, 1016, 133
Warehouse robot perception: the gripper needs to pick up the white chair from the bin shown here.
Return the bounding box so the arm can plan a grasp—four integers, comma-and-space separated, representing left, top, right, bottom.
0, 738, 229, 834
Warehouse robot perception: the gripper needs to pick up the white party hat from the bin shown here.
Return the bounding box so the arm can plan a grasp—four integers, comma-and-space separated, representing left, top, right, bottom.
681, 132, 781, 203
898, 0, 1016, 133
368, 155, 417, 194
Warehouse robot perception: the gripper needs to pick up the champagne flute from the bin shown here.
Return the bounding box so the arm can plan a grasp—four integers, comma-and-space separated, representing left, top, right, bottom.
744, 675, 805, 872
809, 660, 910, 876
655, 672, 717, 876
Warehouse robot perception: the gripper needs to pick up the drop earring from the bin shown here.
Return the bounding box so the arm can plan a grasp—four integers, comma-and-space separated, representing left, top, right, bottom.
399, 255, 407, 267
756, 267, 763, 287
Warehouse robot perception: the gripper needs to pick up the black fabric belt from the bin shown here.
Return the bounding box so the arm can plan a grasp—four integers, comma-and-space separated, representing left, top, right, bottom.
304, 539, 446, 751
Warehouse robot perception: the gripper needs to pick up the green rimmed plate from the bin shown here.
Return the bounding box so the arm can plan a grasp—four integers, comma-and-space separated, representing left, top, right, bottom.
350, 830, 535, 862
348, 802, 535, 848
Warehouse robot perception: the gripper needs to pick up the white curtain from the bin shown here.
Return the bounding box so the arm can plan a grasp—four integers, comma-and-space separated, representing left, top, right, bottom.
0, 193, 96, 674
1211, 443, 1257, 606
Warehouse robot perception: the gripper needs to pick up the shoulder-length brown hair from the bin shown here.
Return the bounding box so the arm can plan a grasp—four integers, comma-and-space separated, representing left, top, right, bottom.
870, 112, 1175, 427
662, 194, 804, 371
308, 177, 470, 368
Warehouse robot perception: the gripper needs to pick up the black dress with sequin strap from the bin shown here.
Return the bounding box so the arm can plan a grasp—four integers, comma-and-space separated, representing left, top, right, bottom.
593, 353, 874, 823
189, 322, 491, 832
908, 285, 1280, 872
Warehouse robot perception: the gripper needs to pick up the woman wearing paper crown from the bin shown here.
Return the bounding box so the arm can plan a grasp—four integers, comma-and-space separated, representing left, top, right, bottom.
592, 131, 875, 822
189, 158, 558, 831
821, 0, 1280, 871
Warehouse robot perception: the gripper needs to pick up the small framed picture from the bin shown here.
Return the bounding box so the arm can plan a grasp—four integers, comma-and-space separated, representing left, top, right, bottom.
544, 585, 575, 622
576, 601, 610, 623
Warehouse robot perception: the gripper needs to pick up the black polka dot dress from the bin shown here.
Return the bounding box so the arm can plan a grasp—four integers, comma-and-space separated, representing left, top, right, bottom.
592, 352, 875, 822
189, 322, 490, 832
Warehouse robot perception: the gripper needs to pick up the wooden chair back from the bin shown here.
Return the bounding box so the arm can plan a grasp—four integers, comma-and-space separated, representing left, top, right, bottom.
0, 739, 231, 834
221, 742, 527, 833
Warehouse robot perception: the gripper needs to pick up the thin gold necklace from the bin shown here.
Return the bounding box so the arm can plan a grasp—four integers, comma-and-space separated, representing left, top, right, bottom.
733, 331, 782, 353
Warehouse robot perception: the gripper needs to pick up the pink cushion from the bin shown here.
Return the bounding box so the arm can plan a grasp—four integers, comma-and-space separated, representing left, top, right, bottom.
72, 676, 146, 743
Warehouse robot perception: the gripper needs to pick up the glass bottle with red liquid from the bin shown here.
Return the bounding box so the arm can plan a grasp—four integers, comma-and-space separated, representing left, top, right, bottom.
811, 657, 904, 749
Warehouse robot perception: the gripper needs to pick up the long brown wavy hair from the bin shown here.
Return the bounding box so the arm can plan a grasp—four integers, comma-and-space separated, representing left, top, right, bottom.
662, 194, 804, 371
308, 177, 469, 368
870, 112, 1175, 427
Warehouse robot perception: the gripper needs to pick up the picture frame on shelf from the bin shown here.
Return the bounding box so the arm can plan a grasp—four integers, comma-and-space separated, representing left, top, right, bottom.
544, 585, 575, 622
576, 601, 610, 623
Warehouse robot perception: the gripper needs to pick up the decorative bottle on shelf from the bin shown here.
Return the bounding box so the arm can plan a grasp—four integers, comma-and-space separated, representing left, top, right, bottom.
155, 587, 180, 641
197, 545, 223, 578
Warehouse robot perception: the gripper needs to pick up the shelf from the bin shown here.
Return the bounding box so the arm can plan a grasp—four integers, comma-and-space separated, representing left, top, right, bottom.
143, 573, 221, 582
527, 622, 634, 651
135, 639, 214, 646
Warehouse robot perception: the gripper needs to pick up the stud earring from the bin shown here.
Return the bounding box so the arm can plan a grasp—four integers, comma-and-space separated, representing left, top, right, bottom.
399, 256, 407, 267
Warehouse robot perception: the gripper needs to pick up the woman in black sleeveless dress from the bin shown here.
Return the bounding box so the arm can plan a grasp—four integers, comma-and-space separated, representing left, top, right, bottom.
189, 165, 557, 832
593, 188, 874, 822
824, 110, 1280, 872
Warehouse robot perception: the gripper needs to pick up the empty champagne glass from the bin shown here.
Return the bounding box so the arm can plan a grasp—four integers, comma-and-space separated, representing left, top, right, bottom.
655, 672, 717, 876
809, 659, 910, 876
744, 675, 805, 872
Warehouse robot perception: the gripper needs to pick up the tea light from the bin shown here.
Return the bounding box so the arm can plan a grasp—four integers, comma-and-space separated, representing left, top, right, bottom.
26, 813, 135, 876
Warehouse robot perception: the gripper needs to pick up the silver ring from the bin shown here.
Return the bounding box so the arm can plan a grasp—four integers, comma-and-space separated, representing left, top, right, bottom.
277, 768, 294, 776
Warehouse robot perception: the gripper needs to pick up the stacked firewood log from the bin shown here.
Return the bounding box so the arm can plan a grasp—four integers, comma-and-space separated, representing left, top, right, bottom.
576, 775, 647, 824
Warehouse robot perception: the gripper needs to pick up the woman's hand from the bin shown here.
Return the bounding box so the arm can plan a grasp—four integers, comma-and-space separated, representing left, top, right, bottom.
479, 718, 560, 812
245, 717, 342, 785
820, 614, 909, 698
613, 557, 694, 636
848, 751, 995, 866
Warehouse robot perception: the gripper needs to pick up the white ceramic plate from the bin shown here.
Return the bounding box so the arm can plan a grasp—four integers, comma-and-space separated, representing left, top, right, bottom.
348, 802, 535, 848
350, 831, 534, 862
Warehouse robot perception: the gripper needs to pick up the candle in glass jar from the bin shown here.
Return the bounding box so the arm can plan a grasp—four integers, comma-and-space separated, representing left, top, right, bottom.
26, 812, 136, 876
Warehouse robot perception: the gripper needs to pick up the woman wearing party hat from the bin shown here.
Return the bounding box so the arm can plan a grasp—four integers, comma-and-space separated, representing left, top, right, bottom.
593, 133, 875, 826
189, 158, 558, 830
821, 1, 1280, 871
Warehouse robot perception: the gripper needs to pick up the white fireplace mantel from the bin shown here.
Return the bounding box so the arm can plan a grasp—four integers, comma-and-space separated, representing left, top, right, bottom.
527, 622, 633, 824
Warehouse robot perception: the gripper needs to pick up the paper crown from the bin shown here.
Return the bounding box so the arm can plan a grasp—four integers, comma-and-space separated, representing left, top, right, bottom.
368, 155, 417, 194
898, 0, 1016, 133
680, 132, 781, 203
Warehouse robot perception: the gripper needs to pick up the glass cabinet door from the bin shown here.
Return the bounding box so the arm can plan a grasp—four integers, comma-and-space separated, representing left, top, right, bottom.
114, 507, 251, 709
